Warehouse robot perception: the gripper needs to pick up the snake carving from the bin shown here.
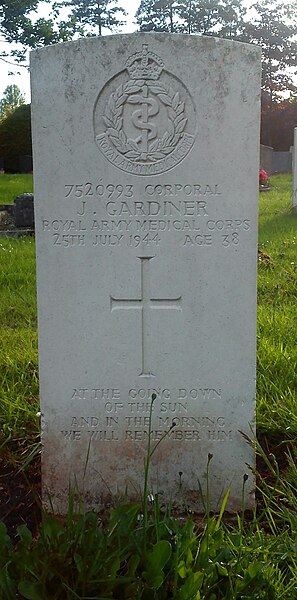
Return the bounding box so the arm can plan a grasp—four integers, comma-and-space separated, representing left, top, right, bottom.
130, 87, 159, 158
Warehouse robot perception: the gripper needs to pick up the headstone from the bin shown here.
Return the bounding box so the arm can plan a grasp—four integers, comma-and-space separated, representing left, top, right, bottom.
272, 150, 292, 174
293, 128, 297, 209
31, 33, 261, 514
14, 194, 35, 229
260, 144, 273, 176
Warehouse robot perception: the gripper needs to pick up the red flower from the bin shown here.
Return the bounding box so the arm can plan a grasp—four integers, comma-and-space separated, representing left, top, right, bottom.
259, 168, 268, 184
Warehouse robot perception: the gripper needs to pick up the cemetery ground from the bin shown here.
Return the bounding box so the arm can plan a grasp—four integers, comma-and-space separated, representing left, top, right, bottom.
0, 174, 33, 204
0, 173, 296, 599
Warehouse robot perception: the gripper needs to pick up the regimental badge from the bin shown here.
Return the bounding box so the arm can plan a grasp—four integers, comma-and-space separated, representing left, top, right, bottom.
94, 44, 196, 176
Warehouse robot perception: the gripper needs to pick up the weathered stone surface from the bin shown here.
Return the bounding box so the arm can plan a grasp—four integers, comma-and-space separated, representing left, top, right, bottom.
31, 33, 261, 514
293, 128, 297, 209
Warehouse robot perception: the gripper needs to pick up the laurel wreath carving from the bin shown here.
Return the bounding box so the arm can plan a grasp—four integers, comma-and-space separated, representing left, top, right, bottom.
102, 79, 187, 161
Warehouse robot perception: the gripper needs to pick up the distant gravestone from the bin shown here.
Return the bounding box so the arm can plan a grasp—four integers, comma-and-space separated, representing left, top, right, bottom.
31, 34, 261, 514
293, 128, 297, 209
14, 194, 35, 229
260, 144, 273, 176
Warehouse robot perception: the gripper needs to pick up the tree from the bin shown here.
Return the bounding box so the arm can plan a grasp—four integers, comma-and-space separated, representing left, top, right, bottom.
0, 1, 72, 66
0, 84, 25, 120
135, 0, 246, 36
211, 0, 246, 38
245, 0, 297, 107
135, 0, 183, 33
54, 0, 127, 37
0, 104, 32, 172
176, 0, 246, 36
1, 0, 39, 44
261, 95, 297, 150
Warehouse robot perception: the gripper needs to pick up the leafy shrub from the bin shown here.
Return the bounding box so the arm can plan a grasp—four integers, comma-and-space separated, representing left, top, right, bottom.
0, 105, 32, 173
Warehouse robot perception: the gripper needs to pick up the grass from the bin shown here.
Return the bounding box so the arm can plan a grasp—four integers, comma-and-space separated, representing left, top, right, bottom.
0, 237, 39, 453
1, 483, 297, 599
1, 426, 297, 599
257, 173, 297, 437
0, 174, 33, 204
0, 173, 297, 599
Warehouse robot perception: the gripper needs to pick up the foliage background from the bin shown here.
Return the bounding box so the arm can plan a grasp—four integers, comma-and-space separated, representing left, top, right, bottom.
0, 104, 32, 172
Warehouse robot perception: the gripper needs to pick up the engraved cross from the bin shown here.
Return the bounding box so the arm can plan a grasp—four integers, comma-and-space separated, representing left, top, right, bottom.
110, 256, 182, 377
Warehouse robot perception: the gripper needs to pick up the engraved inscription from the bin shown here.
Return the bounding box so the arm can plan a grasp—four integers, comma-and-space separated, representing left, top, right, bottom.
94, 44, 196, 175
71, 388, 121, 401
145, 184, 222, 197
65, 183, 134, 199
64, 385, 233, 443
41, 181, 253, 250
105, 199, 208, 217
53, 233, 85, 247
61, 410, 232, 444
70, 386, 222, 403
110, 257, 182, 377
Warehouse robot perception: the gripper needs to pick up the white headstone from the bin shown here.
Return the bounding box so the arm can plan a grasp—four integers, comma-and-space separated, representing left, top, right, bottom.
293, 128, 297, 209
31, 33, 261, 514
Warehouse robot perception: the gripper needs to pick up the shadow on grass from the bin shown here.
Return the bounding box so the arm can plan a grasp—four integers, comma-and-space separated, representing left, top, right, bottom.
258, 207, 297, 241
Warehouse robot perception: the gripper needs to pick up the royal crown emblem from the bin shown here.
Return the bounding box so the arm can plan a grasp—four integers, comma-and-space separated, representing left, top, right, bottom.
126, 45, 163, 80
94, 44, 196, 176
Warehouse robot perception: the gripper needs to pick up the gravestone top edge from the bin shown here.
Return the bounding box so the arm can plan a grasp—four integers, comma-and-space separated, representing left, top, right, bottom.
30, 31, 261, 61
